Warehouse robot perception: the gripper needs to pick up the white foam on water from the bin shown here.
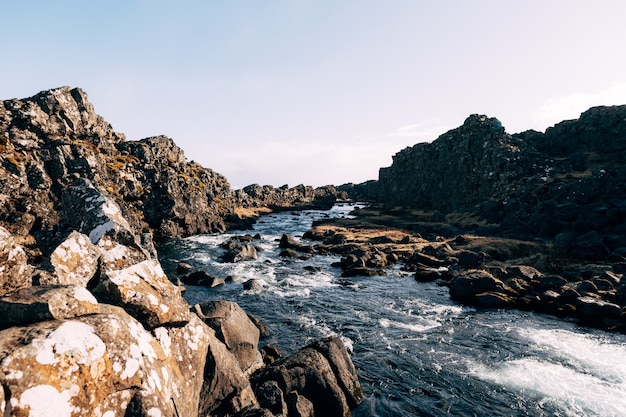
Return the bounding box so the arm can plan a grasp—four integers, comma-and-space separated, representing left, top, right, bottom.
378, 318, 441, 333
470, 327, 626, 416
270, 287, 311, 298
522, 328, 626, 383
294, 315, 354, 352
281, 272, 335, 289
470, 358, 626, 416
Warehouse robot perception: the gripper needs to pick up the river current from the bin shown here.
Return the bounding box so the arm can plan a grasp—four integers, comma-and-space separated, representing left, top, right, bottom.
157, 204, 626, 417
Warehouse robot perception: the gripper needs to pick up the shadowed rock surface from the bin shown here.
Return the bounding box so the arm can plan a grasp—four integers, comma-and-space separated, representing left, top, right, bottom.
345, 106, 626, 263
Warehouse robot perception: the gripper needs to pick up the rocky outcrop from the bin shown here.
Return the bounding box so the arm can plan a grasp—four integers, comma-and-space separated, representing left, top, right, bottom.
377, 115, 529, 211
251, 337, 364, 417
0, 86, 234, 253
0, 87, 362, 416
0, 86, 346, 246
359, 105, 626, 263
306, 212, 626, 333
0, 178, 363, 417
0, 176, 236, 416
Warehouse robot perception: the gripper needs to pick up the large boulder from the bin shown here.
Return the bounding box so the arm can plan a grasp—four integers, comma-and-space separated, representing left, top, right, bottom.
154, 313, 212, 417
198, 325, 259, 416
0, 285, 99, 330
449, 270, 510, 303
92, 259, 190, 329
0, 305, 181, 416
47, 231, 100, 287
60, 178, 136, 246
194, 300, 263, 375
252, 336, 364, 417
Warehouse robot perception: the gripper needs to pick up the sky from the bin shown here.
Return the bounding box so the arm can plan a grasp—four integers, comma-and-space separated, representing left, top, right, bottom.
2, 1, 626, 188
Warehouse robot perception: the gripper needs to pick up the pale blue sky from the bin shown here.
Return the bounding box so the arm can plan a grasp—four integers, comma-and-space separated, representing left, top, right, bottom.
2, 1, 626, 187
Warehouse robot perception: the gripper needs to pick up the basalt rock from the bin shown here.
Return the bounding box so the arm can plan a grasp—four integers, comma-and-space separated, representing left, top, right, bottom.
194, 300, 264, 375
180, 270, 225, 288
234, 184, 347, 212
252, 337, 364, 417
356, 105, 626, 262
0, 285, 99, 330
92, 259, 190, 329
0, 304, 206, 417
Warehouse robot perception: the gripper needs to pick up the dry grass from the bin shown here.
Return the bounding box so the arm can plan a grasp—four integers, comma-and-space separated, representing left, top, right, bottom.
234, 206, 272, 219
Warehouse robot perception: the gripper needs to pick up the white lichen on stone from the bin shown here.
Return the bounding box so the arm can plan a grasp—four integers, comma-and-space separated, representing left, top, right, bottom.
107, 269, 141, 286
74, 287, 98, 304
35, 321, 106, 365
98, 238, 131, 264
127, 320, 158, 360
5, 369, 23, 380
18, 384, 77, 417
153, 327, 172, 357
147, 407, 162, 417
101, 199, 121, 217
148, 293, 159, 306
120, 357, 140, 380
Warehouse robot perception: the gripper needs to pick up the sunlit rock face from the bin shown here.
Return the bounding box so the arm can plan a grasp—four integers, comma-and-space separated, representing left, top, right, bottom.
0, 87, 364, 417
0, 86, 235, 250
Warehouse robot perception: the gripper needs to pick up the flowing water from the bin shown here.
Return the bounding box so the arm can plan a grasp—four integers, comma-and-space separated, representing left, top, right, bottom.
158, 204, 626, 417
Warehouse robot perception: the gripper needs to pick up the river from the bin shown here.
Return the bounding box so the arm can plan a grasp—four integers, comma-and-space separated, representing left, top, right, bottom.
157, 204, 626, 417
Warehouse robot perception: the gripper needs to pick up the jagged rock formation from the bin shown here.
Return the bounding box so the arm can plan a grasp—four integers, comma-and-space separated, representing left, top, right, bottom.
0, 86, 233, 255
0, 87, 362, 416
0, 86, 344, 258
362, 106, 626, 262
377, 115, 528, 211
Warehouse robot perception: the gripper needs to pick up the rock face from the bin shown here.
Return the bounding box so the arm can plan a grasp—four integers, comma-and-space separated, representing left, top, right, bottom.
360, 106, 626, 262
0, 86, 233, 250
0, 86, 345, 247
377, 115, 525, 211
0, 87, 363, 417
0, 226, 32, 295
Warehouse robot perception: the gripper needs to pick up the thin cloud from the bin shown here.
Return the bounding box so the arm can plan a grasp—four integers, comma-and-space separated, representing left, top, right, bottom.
389, 121, 450, 142
533, 82, 626, 129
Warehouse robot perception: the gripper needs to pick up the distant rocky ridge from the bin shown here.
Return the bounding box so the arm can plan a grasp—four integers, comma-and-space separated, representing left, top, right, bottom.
345, 105, 626, 263
0, 87, 361, 416
328, 105, 626, 334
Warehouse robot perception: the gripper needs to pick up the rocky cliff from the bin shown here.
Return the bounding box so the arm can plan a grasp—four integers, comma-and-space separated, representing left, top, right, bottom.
0, 87, 233, 252
365, 106, 626, 262
0, 87, 362, 416
0, 87, 344, 256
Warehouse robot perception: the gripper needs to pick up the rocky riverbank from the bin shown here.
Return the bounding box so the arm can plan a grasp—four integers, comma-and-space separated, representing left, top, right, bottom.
289, 205, 626, 334
0, 87, 362, 416
326, 105, 626, 334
